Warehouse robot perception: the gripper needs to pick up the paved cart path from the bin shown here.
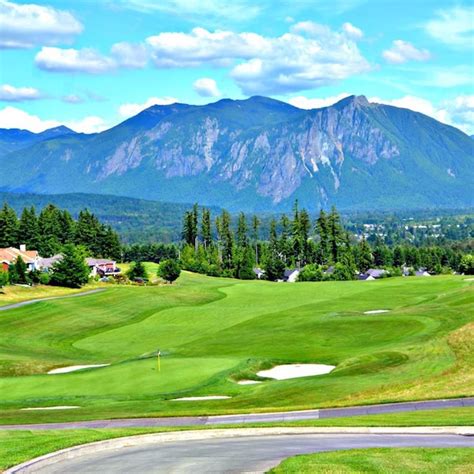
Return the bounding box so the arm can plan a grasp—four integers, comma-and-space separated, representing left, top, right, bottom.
2, 397, 473, 430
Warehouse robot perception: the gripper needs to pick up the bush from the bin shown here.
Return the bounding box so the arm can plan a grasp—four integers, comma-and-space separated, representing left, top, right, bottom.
0, 270, 8, 289
127, 261, 148, 280
158, 259, 181, 283
298, 264, 324, 282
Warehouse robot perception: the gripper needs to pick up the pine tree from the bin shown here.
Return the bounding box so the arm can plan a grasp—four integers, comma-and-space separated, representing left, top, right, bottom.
18, 206, 40, 250
356, 236, 374, 272
251, 215, 260, 264
201, 208, 212, 249
50, 244, 90, 288
328, 206, 343, 263
316, 209, 330, 264
220, 211, 234, 270
127, 260, 148, 281
0, 203, 19, 247
158, 259, 181, 283
236, 212, 248, 248
38, 205, 63, 256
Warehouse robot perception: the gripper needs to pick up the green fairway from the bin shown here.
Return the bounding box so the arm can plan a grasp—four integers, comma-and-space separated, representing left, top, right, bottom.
0, 272, 472, 424
269, 448, 474, 473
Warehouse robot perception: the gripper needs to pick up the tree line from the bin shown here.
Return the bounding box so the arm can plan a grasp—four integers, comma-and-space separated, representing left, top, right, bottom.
0, 203, 121, 259
179, 203, 474, 280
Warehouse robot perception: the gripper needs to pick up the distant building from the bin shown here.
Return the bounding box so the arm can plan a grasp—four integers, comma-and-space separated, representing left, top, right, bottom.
86, 258, 120, 277
366, 268, 387, 279
358, 274, 375, 281
37, 254, 63, 272
415, 269, 431, 277
283, 268, 300, 283
253, 267, 265, 279
0, 245, 40, 272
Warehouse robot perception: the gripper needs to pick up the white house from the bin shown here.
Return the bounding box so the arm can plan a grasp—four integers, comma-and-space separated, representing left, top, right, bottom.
283, 268, 300, 283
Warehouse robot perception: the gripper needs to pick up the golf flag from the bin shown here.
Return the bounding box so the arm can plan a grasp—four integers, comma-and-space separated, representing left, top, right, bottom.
157, 350, 161, 372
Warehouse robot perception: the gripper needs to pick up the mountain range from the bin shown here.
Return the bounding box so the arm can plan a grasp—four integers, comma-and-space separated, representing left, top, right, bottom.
0, 95, 472, 211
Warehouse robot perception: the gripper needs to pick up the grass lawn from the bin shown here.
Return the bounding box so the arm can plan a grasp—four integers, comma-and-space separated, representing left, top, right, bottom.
1, 407, 473, 471
0, 272, 472, 424
0, 284, 95, 307
269, 448, 474, 473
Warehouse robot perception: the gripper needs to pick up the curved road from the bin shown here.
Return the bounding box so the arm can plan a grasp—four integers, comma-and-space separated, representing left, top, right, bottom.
11, 432, 474, 473
2, 397, 473, 430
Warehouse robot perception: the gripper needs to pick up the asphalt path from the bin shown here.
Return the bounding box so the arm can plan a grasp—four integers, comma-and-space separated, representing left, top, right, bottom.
14, 433, 474, 474
0, 289, 105, 312
2, 397, 473, 430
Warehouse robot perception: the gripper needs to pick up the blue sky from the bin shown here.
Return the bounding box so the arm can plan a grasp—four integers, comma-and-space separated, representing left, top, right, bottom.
0, 0, 473, 133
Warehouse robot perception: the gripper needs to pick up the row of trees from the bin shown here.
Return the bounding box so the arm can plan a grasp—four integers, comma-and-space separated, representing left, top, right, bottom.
179, 203, 473, 281
0, 203, 121, 259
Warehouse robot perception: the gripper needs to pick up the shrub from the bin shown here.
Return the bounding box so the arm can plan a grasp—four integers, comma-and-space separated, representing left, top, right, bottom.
158, 259, 181, 283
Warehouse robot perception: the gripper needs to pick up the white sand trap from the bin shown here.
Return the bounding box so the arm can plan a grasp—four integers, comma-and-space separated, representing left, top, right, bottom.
48, 364, 109, 374
237, 380, 263, 385
364, 310, 389, 314
21, 406, 79, 411
257, 364, 335, 380
464, 278, 474, 281
171, 396, 231, 401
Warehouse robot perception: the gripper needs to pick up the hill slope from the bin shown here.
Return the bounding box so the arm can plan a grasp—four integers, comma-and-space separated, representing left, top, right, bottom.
0, 96, 472, 211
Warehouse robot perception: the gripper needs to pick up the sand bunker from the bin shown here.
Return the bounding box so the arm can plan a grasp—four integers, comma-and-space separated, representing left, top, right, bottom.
48, 364, 109, 374
237, 380, 263, 385
21, 406, 79, 411
257, 363, 335, 380
464, 278, 474, 281
171, 396, 231, 401
363, 310, 389, 314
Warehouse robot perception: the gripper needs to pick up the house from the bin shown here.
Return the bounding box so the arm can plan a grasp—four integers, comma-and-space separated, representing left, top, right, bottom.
37, 254, 63, 272
365, 268, 387, 279
86, 258, 120, 277
358, 273, 375, 281
283, 268, 300, 283
324, 265, 335, 275
253, 267, 265, 279
415, 269, 431, 277
0, 245, 40, 272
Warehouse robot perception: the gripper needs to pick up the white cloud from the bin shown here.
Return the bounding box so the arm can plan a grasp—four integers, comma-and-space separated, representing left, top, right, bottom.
425, 6, 474, 47
382, 40, 431, 64
369, 95, 474, 135
118, 96, 178, 118
35, 47, 116, 74
0, 84, 42, 101
111, 42, 148, 68
342, 22, 363, 39
147, 23, 369, 94
193, 78, 221, 97
0, 0, 82, 49
287, 93, 351, 109
62, 94, 84, 104
115, 0, 261, 22
0, 106, 108, 133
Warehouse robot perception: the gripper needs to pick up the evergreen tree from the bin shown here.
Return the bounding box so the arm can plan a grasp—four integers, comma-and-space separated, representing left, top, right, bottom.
50, 244, 90, 288
237, 246, 255, 280
18, 206, 40, 250
38, 204, 63, 256
201, 208, 212, 249
0, 270, 8, 289
14, 256, 29, 284
236, 212, 249, 248
220, 210, 234, 270
328, 206, 344, 263
158, 259, 181, 283
316, 209, 331, 264
279, 214, 291, 263
127, 261, 148, 280
251, 215, 260, 264
356, 236, 373, 272
0, 203, 19, 247
393, 246, 405, 267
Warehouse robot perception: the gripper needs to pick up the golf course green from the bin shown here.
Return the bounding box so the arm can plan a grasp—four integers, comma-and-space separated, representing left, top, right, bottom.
0, 272, 472, 424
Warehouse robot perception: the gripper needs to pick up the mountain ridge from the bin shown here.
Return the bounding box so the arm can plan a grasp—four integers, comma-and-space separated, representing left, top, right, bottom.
0, 95, 472, 212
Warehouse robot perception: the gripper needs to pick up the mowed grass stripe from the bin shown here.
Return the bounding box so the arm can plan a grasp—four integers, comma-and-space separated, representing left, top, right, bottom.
0, 273, 472, 424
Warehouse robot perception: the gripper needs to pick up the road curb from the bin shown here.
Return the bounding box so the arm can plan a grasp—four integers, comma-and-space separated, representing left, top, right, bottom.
5, 426, 474, 473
